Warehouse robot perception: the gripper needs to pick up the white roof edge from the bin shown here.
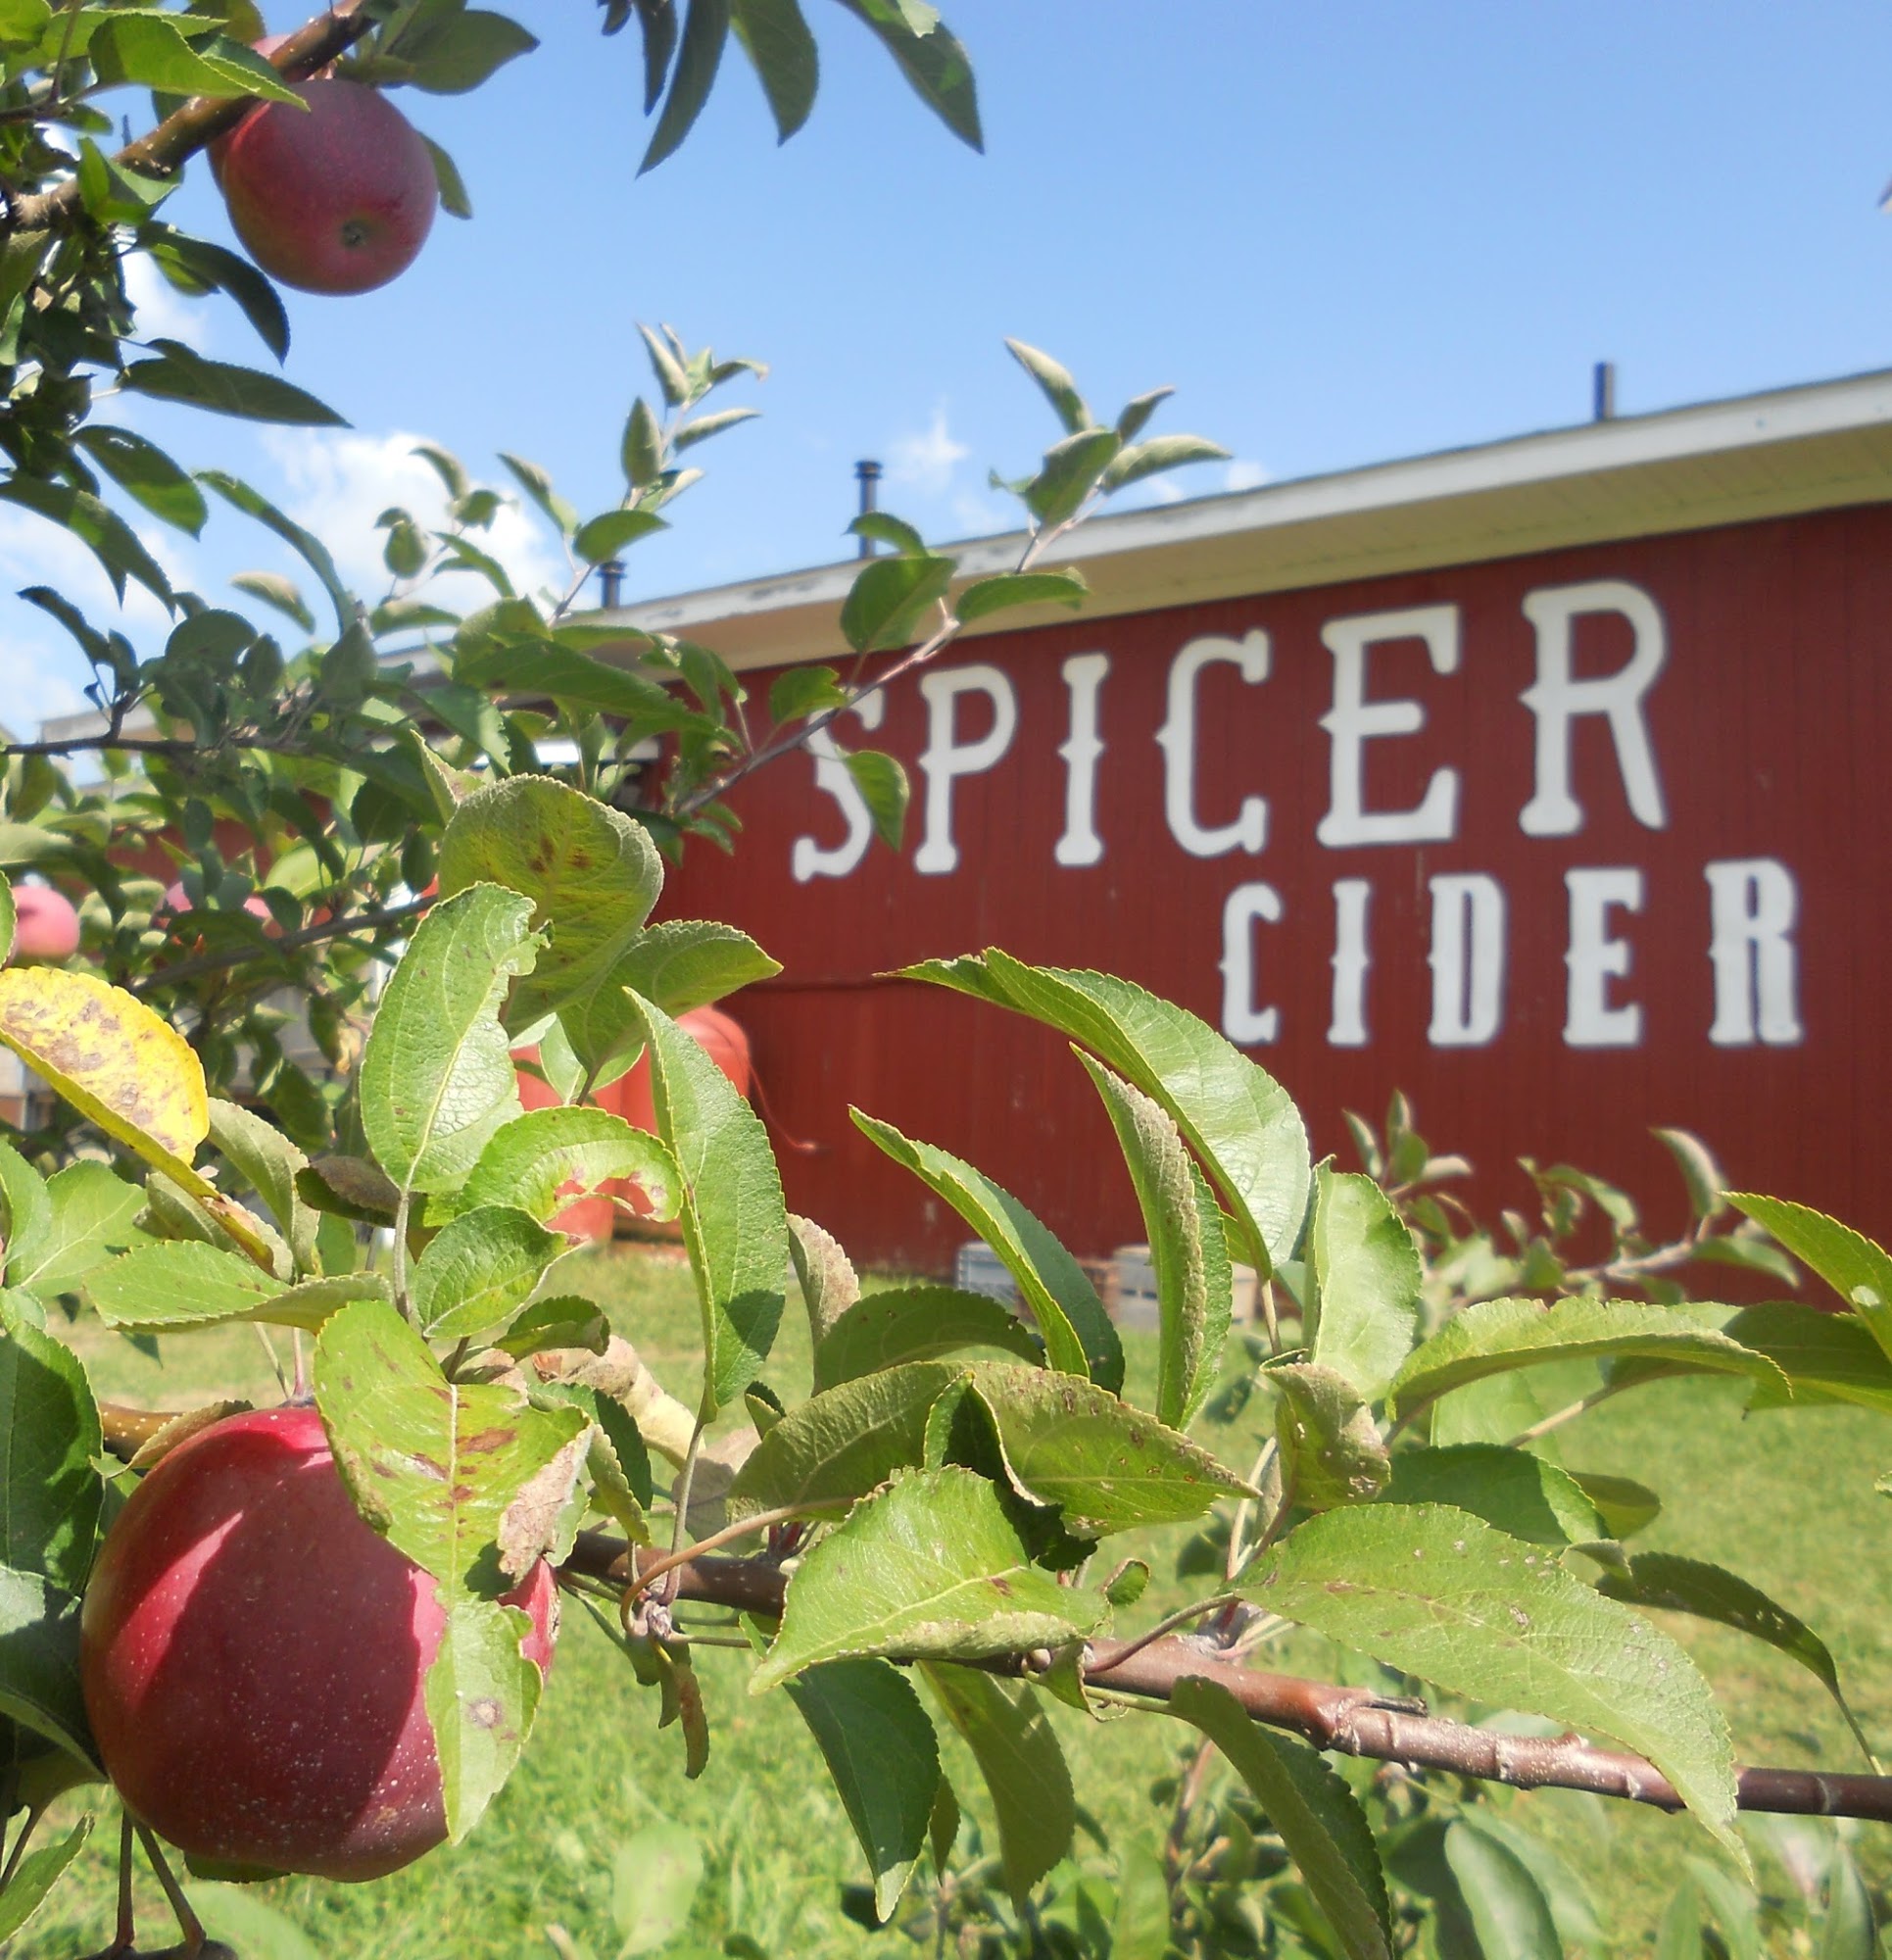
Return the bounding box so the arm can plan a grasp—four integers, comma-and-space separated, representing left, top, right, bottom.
604, 365, 1892, 636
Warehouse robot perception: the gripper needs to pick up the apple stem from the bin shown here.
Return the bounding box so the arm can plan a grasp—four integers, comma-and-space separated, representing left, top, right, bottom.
113, 1812, 135, 1953
291, 1329, 309, 1400
135, 1821, 209, 1955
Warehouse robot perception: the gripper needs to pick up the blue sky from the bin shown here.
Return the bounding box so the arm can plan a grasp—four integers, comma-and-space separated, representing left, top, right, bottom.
7, 1, 1892, 730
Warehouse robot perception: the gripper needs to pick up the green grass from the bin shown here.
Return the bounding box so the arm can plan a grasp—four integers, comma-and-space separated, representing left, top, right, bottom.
14, 1249, 1892, 1957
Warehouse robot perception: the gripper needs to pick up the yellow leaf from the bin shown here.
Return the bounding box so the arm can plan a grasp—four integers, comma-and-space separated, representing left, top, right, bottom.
0, 968, 211, 1193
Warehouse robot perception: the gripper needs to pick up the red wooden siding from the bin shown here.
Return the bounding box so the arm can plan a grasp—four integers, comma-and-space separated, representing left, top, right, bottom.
664, 504, 1892, 1273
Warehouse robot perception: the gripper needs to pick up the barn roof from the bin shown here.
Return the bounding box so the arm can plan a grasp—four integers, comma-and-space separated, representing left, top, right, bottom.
594, 365, 1892, 671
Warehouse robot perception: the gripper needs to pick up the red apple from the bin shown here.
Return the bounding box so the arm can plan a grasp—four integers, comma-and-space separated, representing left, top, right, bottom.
79, 1405, 558, 1881
6, 884, 80, 962
211, 78, 436, 295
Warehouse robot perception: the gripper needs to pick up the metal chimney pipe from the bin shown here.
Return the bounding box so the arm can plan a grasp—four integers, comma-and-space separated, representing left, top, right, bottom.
854, 460, 883, 557
598, 558, 626, 609
1593, 362, 1617, 422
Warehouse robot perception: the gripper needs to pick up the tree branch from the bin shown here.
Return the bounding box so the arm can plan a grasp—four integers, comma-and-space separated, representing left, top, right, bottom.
6, 4, 377, 232
126, 894, 431, 995
557, 1531, 1892, 1824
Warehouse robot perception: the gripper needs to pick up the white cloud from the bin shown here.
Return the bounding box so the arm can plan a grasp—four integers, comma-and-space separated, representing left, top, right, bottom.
1224, 459, 1269, 493
257, 428, 565, 606
120, 252, 216, 354
886, 403, 969, 498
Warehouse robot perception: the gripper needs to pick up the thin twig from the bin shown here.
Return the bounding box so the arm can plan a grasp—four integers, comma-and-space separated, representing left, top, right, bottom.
127, 895, 430, 995
0, 1805, 40, 1890
623, 1498, 849, 1608
135, 1821, 207, 1951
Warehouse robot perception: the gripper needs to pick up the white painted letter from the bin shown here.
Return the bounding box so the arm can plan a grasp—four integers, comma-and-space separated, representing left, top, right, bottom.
791, 690, 887, 883
1220, 882, 1283, 1045
1157, 630, 1270, 858
914, 663, 1017, 876
1520, 580, 1668, 836
1564, 866, 1644, 1047
1055, 652, 1109, 867
1428, 873, 1506, 1046
1707, 858, 1804, 1046
1317, 604, 1461, 848
1329, 878, 1372, 1048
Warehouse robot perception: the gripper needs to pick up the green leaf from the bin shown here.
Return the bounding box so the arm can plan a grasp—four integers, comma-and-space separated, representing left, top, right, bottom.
88, 1243, 380, 1333
1077, 1054, 1228, 1428
968, 1360, 1252, 1536
139, 230, 290, 363
840, 553, 954, 653
421, 133, 473, 217
612, 1824, 703, 1953
1308, 1169, 1421, 1402
437, 776, 661, 1053
637, 322, 691, 407
752, 1468, 1106, 1690
0, 1567, 93, 1766
423, 1597, 542, 1841
921, 1666, 1068, 1907
845, 751, 908, 851
953, 569, 1088, 623
9, 1160, 144, 1301
89, 15, 301, 99
814, 1284, 1040, 1388
726, 1361, 966, 1517
832, 0, 981, 149
849, 510, 927, 556
455, 642, 700, 726
791, 1213, 858, 1348
1383, 1446, 1607, 1546
1566, 1470, 1661, 1540
732, 0, 818, 140
0, 477, 171, 607
1024, 428, 1120, 528
1443, 1817, 1562, 1960
208, 1097, 316, 1272
74, 425, 206, 535
1725, 1194, 1892, 1366
640, 0, 732, 172
496, 1295, 610, 1361
0, 1140, 50, 1288
1595, 1553, 1876, 1766
572, 507, 668, 563
400, 7, 538, 91
0, 1299, 101, 1594
1473, 1816, 1610, 1954
1655, 1879, 1705, 1960
200, 471, 352, 631
1171, 1676, 1391, 1960
1246, 1503, 1742, 1857
626, 992, 787, 1415
606, 919, 780, 1021
852, 1112, 1121, 1392
455, 1106, 678, 1224
768, 664, 848, 725
185, 1884, 322, 1960
314, 1298, 587, 1594
1271, 1361, 1389, 1511
498, 452, 577, 537
1110, 1843, 1170, 1960
672, 405, 760, 451
786, 1658, 937, 1922
1115, 386, 1174, 443
0, 878, 11, 971
1819, 1843, 1875, 1960
1099, 433, 1232, 493
1003, 340, 1092, 435
0, 1816, 92, 1944
412, 1205, 563, 1340
621, 397, 663, 488
1384, 1298, 1788, 1420
359, 883, 539, 1197
124, 344, 344, 426
902, 952, 1310, 1277
1722, 1303, 1892, 1413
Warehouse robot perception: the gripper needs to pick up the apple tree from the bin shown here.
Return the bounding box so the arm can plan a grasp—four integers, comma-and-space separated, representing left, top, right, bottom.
0, 5, 1886, 1958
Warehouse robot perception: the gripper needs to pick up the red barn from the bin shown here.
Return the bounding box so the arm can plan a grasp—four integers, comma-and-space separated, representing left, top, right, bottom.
620, 369, 1892, 1272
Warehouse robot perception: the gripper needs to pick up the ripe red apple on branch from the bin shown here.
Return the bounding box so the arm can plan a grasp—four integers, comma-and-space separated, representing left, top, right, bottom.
80, 1406, 558, 1881
211, 63, 437, 296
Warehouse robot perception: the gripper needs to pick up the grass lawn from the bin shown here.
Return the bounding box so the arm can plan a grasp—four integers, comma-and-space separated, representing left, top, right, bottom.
12, 1245, 1891, 1957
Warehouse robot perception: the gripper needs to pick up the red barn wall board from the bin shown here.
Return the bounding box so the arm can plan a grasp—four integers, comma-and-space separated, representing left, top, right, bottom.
625, 371, 1892, 1272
